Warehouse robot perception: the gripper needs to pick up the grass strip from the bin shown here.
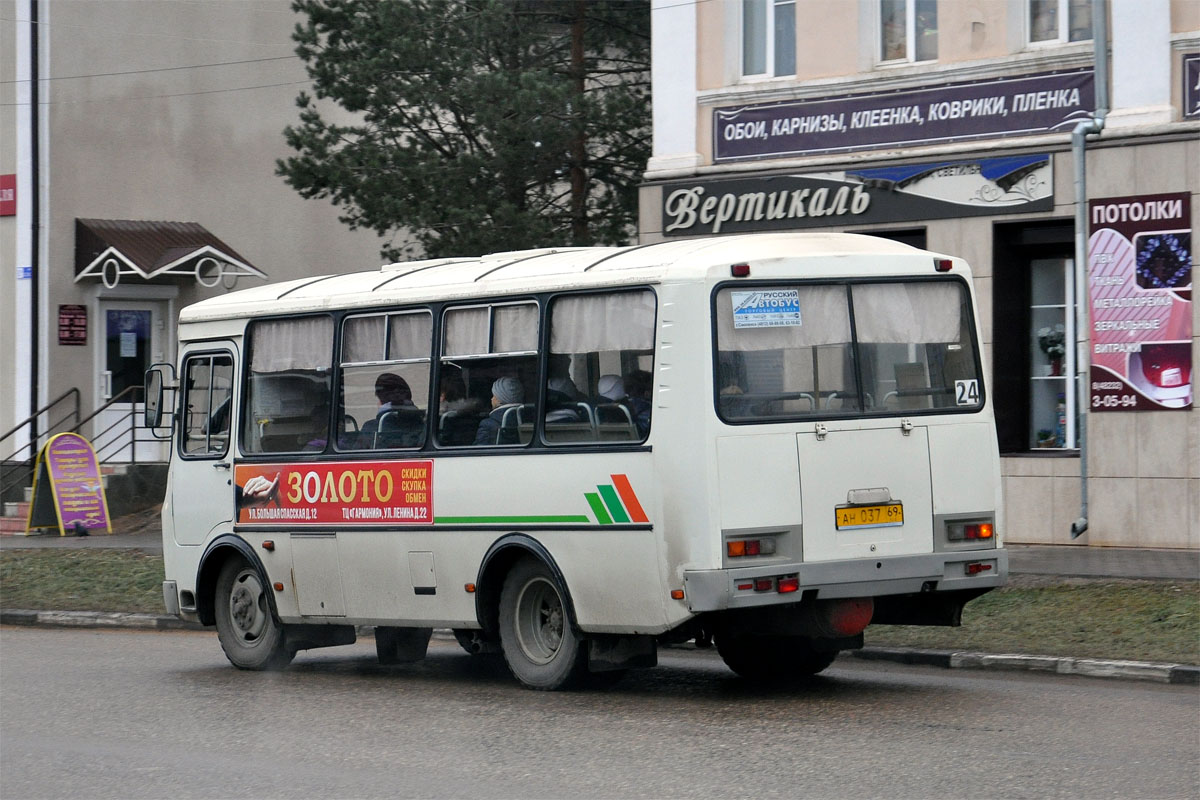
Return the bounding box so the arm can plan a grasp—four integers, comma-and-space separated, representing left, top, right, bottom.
1, 549, 165, 615
867, 579, 1199, 665
2, 550, 1196, 665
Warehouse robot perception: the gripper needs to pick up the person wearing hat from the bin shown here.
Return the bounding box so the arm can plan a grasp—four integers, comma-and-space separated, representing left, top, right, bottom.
474, 376, 525, 445
358, 372, 417, 447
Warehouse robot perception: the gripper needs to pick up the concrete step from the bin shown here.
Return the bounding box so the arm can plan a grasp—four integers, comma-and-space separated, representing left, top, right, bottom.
0, 516, 30, 534
2, 501, 30, 518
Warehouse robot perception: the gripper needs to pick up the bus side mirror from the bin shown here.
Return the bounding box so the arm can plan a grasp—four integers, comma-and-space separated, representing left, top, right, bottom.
144, 363, 176, 435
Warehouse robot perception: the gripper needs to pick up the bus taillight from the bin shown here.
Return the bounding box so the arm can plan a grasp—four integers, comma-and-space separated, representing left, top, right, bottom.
727, 538, 776, 557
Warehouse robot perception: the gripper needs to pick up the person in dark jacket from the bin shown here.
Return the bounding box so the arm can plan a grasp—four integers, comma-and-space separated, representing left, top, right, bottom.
474, 376, 524, 445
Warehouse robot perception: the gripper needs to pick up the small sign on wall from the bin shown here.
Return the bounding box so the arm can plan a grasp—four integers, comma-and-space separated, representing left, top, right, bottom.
1184, 53, 1200, 119
58, 304, 88, 346
0, 174, 14, 216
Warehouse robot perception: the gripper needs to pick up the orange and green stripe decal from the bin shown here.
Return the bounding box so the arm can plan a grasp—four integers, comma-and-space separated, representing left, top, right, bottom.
433, 473, 649, 527
585, 473, 649, 526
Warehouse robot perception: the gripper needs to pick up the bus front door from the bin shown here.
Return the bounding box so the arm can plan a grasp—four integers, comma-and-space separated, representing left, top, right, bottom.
172, 345, 238, 546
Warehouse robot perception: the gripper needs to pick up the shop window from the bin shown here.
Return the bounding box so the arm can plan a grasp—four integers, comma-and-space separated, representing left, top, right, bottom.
863, 229, 927, 250
743, 0, 796, 77
880, 0, 937, 64
1028, 0, 1091, 44
992, 221, 1077, 454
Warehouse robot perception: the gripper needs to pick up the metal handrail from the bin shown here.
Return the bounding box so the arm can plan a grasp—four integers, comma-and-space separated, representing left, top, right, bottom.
77, 386, 145, 466
0, 388, 80, 448
72, 385, 143, 433
0, 389, 81, 500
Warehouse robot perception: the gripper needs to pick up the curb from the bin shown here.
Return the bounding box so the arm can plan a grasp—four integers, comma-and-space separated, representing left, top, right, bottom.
3, 610, 1196, 685
852, 646, 1200, 685
1, 609, 205, 632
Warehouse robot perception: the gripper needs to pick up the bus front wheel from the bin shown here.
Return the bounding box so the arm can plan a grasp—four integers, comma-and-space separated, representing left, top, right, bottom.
214, 556, 295, 671
716, 633, 838, 681
498, 558, 587, 690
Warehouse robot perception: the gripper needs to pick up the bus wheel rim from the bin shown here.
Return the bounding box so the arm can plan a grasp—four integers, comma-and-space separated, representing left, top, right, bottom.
229, 569, 268, 645
514, 577, 563, 665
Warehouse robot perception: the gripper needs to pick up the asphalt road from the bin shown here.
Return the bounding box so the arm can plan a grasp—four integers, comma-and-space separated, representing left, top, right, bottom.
2, 627, 1197, 800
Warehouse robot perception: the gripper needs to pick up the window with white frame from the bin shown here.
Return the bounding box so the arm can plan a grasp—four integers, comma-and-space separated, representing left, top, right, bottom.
742, 0, 796, 78
880, 0, 937, 63
1028, 0, 1092, 44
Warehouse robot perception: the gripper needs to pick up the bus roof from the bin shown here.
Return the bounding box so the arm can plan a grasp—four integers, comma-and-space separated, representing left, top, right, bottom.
179, 232, 943, 323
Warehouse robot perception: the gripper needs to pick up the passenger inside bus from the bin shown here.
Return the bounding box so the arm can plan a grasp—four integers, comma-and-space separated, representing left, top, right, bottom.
546, 376, 584, 422
625, 369, 652, 437
474, 376, 524, 445
360, 372, 421, 448
302, 403, 329, 451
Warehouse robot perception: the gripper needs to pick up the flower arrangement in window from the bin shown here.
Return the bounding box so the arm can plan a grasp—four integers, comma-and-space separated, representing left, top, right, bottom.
1037, 323, 1065, 375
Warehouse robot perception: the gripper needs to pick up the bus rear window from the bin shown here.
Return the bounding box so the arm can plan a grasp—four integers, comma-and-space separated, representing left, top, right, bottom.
714, 280, 981, 421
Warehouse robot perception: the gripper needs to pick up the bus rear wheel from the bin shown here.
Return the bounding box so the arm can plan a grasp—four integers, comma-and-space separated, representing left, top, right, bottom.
214, 556, 294, 671
498, 558, 588, 690
715, 633, 838, 681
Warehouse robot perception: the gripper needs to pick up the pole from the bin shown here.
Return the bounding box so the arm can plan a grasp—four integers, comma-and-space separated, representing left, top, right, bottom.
1069, 0, 1109, 539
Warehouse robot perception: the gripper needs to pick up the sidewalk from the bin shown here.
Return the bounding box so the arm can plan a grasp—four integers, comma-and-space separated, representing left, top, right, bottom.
3, 522, 1197, 685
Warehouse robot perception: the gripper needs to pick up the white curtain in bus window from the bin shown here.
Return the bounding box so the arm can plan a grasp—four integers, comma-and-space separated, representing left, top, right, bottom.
852, 282, 960, 343
244, 316, 334, 453
492, 304, 538, 353
545, 290, 656, 444
852, 282, 975, 411
249, 317, 334, 372
715, 285, 851, 418
388, 312, 432, 359
443, 306, 489, 356
549, 290, 655, 352
342, 315, 385, 362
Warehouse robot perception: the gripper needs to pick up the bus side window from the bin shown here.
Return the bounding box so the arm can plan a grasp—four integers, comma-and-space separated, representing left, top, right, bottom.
241, 316, 334, 454
436, 302, 538, 447
338, 311, 432, 451
544, 289, 655, 444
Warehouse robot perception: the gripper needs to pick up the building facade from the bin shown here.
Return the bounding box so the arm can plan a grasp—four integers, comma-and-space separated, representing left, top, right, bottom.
642, 0, 1199, 548
1, 0, 385, 464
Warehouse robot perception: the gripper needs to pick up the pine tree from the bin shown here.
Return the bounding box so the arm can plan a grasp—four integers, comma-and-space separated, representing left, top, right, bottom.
278, 0, 651, 260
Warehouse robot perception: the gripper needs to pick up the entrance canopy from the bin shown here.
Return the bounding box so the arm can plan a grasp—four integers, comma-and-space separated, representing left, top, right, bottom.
74, 218, 267, 289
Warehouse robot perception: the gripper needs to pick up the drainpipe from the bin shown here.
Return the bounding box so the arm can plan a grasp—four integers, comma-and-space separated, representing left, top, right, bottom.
1070, 0, 1109, 539
29, 0, 41, 450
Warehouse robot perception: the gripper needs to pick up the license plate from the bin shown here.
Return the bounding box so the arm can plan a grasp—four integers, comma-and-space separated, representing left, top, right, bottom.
835, 503, 903, 530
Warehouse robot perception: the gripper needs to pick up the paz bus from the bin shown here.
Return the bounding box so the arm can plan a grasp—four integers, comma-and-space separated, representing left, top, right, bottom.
146, 232, 1006, 690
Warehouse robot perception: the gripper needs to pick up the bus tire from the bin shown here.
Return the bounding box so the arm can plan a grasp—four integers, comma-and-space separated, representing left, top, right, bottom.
715, 633, 837, 681
214, 556, 295, 671
498, 557, 587, 690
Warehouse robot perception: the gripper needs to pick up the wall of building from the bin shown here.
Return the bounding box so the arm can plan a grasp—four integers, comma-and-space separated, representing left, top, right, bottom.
1, 0, 387, 446
644, 0, 1199, 548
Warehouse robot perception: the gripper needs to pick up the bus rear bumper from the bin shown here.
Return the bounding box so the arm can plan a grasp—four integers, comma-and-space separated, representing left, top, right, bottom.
682, 549, 1007, 613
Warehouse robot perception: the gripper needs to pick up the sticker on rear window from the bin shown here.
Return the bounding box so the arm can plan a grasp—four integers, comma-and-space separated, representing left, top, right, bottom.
731, 290, 802, 329
955, 379, 980, 405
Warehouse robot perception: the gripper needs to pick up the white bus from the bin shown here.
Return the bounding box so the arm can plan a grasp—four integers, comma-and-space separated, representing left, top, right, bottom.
146, 232, 1006, 690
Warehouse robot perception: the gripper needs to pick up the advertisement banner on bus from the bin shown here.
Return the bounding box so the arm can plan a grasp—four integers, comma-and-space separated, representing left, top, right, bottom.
234, 460, 433, 525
